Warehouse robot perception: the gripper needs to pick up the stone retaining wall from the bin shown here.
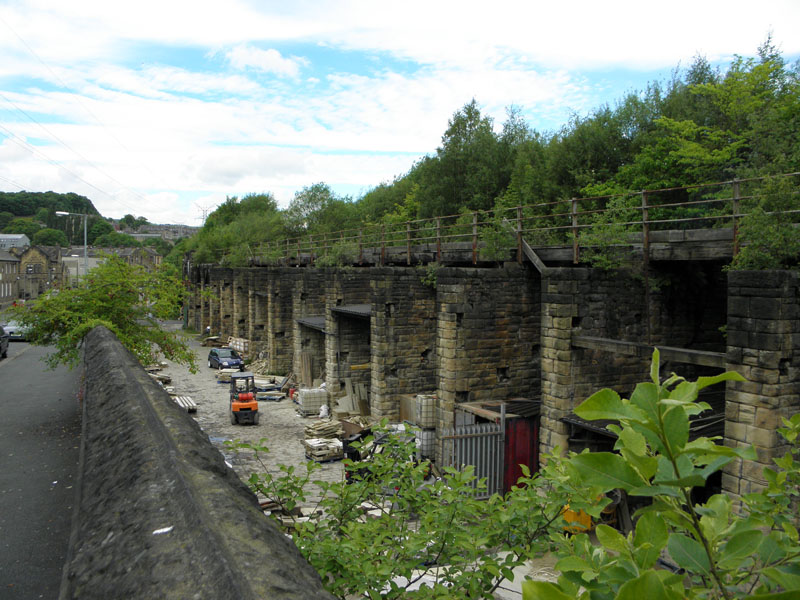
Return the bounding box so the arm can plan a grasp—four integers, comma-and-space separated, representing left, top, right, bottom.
60, 326, 334, 599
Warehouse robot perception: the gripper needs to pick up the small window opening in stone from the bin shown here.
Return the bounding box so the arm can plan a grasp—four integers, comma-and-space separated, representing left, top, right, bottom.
572, 316, 582, 328
385, 302, 395, 317
456, 312, 463, 325
300, 292, 307, 301
275, 331, 285, 338
336, 298, 343, 305
455, 391, 469, 403
420, 348, 431, 363
497, 367, 510, 383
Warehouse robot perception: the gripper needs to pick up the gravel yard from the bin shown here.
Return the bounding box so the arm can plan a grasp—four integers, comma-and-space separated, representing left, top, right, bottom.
157, 326, 344, 505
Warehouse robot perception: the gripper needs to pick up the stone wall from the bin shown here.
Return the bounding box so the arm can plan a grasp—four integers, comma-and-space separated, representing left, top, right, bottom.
539, 263, 729, 456
723, 270, 800, 504
435, 265, 540, 434
370, 267, 437, 419
324, 270, 373, 395
64, 326, 334, 599
292, 270, 327, 385
266, 268, 295, 374
187, 261, 797, 501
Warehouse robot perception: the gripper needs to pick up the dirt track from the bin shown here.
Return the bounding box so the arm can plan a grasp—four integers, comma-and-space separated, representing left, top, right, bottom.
158, 327, 344, 505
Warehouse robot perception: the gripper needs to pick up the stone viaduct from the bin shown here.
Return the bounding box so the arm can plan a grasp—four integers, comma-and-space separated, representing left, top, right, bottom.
186, 239, 799, 505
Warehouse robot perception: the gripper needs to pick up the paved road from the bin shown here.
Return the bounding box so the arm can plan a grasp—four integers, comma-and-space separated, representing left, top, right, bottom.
0, 343, 81, 599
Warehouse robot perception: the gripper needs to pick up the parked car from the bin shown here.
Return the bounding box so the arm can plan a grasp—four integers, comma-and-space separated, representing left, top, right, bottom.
0, 325, 8, 358
207, 347, 244, 370
2, 320, 27, 341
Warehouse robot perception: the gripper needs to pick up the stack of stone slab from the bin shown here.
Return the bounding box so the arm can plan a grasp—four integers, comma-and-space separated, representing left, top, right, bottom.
296, 387, 328, 416
414, 394, 437, 459
303, 438, 343, 462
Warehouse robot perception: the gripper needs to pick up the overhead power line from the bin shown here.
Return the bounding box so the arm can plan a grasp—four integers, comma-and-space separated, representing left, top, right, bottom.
0, 13, 167, 217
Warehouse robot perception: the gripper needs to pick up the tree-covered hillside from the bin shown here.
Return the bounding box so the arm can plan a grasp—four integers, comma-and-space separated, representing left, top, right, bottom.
0, 190, 99, 217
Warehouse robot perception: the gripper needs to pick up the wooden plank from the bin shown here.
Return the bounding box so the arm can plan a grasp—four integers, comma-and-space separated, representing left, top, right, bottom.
356, 383, 369, 416
571, 335, 725, 368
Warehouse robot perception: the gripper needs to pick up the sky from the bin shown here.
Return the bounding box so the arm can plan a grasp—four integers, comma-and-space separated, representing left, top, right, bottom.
0, 1, 798, 226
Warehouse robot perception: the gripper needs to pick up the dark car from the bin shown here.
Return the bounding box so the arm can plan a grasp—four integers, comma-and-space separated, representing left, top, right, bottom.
208, 347, 244, 370
0, 325, 8, 358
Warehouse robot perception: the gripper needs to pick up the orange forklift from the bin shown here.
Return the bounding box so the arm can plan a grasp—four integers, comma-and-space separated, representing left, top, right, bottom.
230, 372, 259, 425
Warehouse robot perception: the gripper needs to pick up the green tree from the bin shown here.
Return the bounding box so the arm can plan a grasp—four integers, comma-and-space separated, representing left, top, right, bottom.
32, 228, 69, 247
727, 176, 800, 270
0, 211, 14, 230
143, 237, 173, 256
120, 214, 137, 230
5, 217, 41, 239
88, 219, 115, 244
284, 183, 337, 234
35, 207, 51, 223
8, 254, 196, 371
94, 231, 141, 247
417, 99, 504, 218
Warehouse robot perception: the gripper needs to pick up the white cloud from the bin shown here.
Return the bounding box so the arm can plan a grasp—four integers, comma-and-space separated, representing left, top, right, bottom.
224, 45, 307, 78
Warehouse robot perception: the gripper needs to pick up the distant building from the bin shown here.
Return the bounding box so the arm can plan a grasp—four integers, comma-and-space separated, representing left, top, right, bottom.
61, 247, 105, 286
138, 223, 199, 241
61, 246, 163, 285
14, 245, 66, 300
115, 246, 162, 269
0, 250, 20, 309
0, 233, 30, 250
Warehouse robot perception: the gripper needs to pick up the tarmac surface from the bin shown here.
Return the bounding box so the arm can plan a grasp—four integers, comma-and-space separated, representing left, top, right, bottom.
0, 342, 81, 599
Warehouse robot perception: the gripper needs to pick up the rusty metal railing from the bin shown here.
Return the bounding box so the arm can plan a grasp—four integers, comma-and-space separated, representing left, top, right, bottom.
229, 172, 799, 267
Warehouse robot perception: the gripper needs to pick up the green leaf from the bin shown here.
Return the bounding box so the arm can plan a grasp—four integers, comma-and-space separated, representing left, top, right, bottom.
695, 371, 746, 390
596, 524, 628, 554
630, 382, 660, 424
650, 348, 661, 384
667, 533, 711, 575
758, 533, 788, 566
570, 452, 646, 492
619, 448, 659, 481
762, 566, 800, 590
697, 455, 733, 480
698, 494, 730, 541
614, 425, 649, 457
616, 571, 673, 600
717, 529, 764, 570
633, 512, 669, 569
668, 380, 698, 403
662, 405, 689, 452
629, 484, 682, 498
522, 581, 574, 600
575, 388, 626, 421
554, 555, 597, 578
